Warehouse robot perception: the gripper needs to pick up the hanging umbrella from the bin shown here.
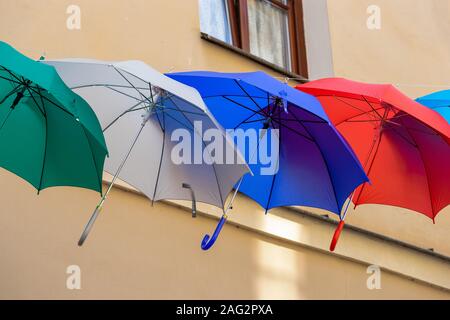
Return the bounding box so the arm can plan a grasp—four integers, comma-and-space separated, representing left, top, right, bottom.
296, 78, 450, 251
168, 71, 369, 250
416, 90, 450, 123
0, 41, 107, 194
44, 59, 250, 246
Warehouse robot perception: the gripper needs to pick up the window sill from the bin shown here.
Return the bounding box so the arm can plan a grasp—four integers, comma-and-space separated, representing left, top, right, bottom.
200, 32, 308, 83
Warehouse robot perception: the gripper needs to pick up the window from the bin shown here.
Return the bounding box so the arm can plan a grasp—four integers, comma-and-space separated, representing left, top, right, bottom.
199, 0, 233, 44
199, 0, 308, 77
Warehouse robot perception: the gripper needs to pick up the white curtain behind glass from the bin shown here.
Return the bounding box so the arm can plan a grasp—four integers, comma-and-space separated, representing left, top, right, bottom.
199, 0, 232, 44
248, 0, 291, 70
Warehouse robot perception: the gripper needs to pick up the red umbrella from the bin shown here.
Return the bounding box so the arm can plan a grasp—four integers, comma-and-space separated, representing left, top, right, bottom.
296, 78, 450, 251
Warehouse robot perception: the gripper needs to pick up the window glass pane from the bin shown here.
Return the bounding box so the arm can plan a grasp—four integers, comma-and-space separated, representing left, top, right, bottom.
248, 0, 291, 70
199, 0, 232, 44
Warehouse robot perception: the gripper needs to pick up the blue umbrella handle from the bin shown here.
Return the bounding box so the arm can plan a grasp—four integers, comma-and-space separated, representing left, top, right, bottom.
201, 215, 227, 250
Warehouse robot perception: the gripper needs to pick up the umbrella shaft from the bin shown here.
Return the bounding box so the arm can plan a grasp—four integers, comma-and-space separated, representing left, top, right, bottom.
224, 176, 244, 215
103, 120, 148, 200
78, 119, 148, 246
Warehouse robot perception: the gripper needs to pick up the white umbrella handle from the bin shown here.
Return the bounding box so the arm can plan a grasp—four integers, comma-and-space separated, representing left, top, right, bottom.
182, 183, 196, 217
78, 204, 102, 246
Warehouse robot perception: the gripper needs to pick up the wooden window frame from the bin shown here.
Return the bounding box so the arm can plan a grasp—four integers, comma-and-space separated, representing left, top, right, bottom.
225, 0, 308, 77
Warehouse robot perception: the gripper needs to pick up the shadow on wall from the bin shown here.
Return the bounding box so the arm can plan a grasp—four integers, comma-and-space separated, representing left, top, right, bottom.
0, 169, 448, 299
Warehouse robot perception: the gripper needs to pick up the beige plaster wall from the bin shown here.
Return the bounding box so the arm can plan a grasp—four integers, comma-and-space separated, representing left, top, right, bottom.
0, 0, 448, 299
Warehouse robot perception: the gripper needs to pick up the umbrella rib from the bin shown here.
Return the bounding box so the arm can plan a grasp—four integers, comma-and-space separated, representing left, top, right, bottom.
266, 92, 272, 116
290, 108, 345, 212
0, 108, 14, 132
0, 83, 23, 105
80, 124, 103, 194
326, 95, 383, 126
287, 108, 317, 141
71, 84, 151, 91
149, 82, 155, 102
202, 94, 268, 100
153, 108, 164, 131
265, 170, 277, 212
113, 67, 153, 105
162, 108, 227, 208
281, 118, 326, 123
162, 111, 192, 131
0, 74, 22, 86
105, 86, 148, 103
384, 125, 418, 148
222, 95, 266, 117
25, 88, 46, 116
336, 107, 385, 126
233, 109, 264, 129
152, 110, 166, 203
362, 95, 384, 120
269, 117, 314, 142
103, 100, 146, 132
37, 87, 48, 192
390, 112, 440, 136
147, 81, 165, 131
28, 86, 74, 117
0, 67, 23, 84
234, 79, 265, 113
264, 108, 282, 212
399, 119, 435, 216
119, 71, 208, 114
331, 95, 367, 113
399, 126, 440, 137
243, 118, 266, 124
160, 107, 206, 117
353, 130, 384, 206
167, 96, 225, 208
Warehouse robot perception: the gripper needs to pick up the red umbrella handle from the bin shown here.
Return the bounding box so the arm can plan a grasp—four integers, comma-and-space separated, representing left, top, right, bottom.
330, 220, 345, 251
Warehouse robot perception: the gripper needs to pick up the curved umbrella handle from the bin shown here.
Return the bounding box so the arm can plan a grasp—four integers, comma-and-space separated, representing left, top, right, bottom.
329, 220, 345, 252
182, 183, 196, 218
201, 215, 227, 250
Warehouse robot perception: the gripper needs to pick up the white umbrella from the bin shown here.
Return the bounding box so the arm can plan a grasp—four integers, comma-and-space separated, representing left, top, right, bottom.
44, 59, 250, 245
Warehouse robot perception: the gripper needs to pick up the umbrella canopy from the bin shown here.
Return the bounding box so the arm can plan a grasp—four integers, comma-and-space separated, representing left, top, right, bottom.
0, 41, 107, 194
45, 59, 249, 245
168, 71, 369, 249
416, 90, 450, 123
297, 78, 450, 250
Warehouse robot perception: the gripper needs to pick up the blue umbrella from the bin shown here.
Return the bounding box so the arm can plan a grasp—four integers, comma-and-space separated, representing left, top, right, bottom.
167, 71, 368, 250
416, 90, 450, 123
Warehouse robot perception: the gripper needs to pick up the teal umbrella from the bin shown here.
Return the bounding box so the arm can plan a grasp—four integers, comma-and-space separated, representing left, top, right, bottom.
416, 90, 450, 123
0, 41, 107, 193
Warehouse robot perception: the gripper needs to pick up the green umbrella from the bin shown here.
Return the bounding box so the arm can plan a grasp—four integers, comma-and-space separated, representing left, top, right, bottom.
0, 41, 107, 194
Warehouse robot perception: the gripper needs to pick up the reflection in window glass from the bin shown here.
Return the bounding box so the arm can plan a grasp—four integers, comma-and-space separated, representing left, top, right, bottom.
199, 0, 232, 44
247, 0, 291, 70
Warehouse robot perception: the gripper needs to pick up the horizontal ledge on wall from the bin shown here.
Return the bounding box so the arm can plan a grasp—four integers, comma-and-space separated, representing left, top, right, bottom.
284, 206, 450, 263
200, 32, 308, 83
105, 178, 450, 292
